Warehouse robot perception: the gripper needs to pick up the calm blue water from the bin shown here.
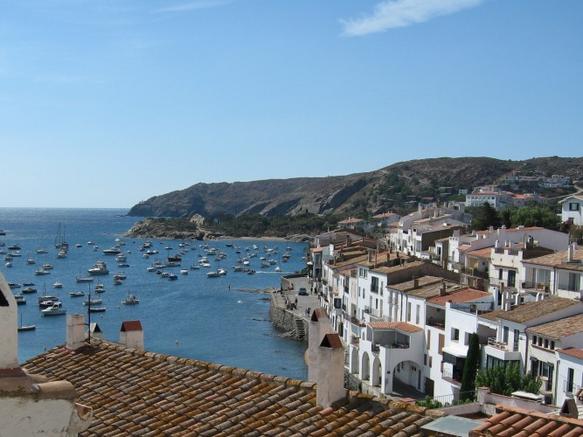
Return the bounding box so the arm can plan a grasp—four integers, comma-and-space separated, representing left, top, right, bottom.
0, 208, 308, 379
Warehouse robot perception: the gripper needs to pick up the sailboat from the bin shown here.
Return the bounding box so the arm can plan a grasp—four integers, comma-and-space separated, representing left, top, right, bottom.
54, 223, 69, 251
18, 309, 36, 332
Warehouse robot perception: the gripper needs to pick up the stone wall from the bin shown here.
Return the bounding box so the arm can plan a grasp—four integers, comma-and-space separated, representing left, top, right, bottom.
269, 295, 310, 342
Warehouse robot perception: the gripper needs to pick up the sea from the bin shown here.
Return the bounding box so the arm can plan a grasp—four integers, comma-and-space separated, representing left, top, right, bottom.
0, 208, 308, 380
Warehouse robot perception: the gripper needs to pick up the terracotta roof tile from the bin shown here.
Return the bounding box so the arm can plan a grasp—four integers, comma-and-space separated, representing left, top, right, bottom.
428, 288, 490, 307
527, 314, 583, 340
24, 340, 433, 436
480, 297, 581, 324
470, 406, 583, 437
368, 322, 423, 333
559, 348, 583, 361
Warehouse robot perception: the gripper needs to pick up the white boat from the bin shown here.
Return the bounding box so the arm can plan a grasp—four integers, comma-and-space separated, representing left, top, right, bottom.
103, 247, 121, 255
41, 303, 66, 317
115, 254, 127, 263
76, 276, 94, 283
217, 268, 227, 276
168, 273, 178, 281
122, 294, 139, 305
57, 249, 67, 259
89, 306, 107, 313
36, 248, 48, 254
83, 298, 102, 306
207, 271, 220, 278
18, 311, 36, 331
52, 281, 63, 289
22, 286, 37, 294
5, 262, 12, 268
88, 261, 109, 276
15, 295, 26, 305
35, 268, 50, 275
69, 291, 85, 297
275, 266, 281, 272
27, 258, 35, 265
180, 269, 189, 275
42, 263, 54, 270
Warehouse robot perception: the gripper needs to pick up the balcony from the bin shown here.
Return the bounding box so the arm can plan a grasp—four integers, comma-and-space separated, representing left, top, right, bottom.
484, 337, 522, 362
487, 337, 510, 351
426, 318, 445, 329
522, 281, 550, 292
461, 267, 489, 280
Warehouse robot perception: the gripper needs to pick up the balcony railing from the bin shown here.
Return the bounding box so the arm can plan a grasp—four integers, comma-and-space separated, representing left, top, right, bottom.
487, 337, 510, 351
461, 267, 489, 279
522, 281, 550, 291
558, 284, 582, 292
426, 318, 445, 329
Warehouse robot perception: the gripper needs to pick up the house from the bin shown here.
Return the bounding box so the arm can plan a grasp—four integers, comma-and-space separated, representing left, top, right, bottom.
526, 314, 583, 404
480, 297, 583, 377
560, 195, 583, 226
371, 212, 400, 228
523, 243, 583, 299
465, 186, 513, 209
556, 348, 583, 408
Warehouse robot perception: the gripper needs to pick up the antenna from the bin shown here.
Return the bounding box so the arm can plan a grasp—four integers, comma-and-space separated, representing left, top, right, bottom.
86, 283, 92, 345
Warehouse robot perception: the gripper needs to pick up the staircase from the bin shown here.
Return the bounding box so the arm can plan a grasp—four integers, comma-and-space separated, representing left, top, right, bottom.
294, 318, 305, 340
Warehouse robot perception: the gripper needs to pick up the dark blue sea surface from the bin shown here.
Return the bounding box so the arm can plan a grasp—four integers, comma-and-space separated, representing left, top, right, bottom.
0, 208, 308, 379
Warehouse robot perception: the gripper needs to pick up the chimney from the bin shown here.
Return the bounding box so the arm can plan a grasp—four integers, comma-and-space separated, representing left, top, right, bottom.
307, 309, 332, 382
413, 278, 419, 289
0, 273, 18, 369
120, 320, 144, 351
440, 281, 447, 296
66, 314, 86, 350
315, 333, 346, 408
568, 242, 577, 263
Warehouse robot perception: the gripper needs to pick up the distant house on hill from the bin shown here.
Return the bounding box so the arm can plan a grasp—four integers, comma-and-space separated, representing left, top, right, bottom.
561, 195, 583, 226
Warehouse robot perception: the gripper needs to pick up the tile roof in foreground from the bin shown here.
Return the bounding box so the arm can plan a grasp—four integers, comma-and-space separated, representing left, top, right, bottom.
24, 340, 435, 437
469, 405, 583, 437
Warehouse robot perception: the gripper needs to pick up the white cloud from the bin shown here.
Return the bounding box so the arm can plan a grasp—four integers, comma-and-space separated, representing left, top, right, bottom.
342, 0, 484, 36
155, 0, 232, 13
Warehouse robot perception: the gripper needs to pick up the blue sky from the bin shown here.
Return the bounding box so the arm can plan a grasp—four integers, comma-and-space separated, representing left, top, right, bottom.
0, 0, 581, 208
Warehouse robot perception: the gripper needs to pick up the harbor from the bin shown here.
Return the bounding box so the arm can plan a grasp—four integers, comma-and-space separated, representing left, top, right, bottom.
0, 207, 308, 379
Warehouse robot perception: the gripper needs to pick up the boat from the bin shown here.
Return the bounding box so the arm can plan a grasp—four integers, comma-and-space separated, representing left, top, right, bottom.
54, 223, 69, 251
36, 248, 48, 254
190, 265, 200, 270
53, 281, 63, 289
22, 286, 37, 294
41, 303, 66, 317
95, 283, 105, 293
168, 273, 178, 281
69, 291, 85, 297
83, 298, 102, 306
88, 261, 109, 276
8, 244, 21, 251
0, 229, 5, 236
247, 269, 256, 275
168, 255, 182, 263
35, 268, 50, 276
275, 266, 281, 272
14, 295, 26, 305
42, 263, 54, 270
4, 261, 12, 268
146, 266, 156, 272
122, 293, 139, 305
217, 268, 227, 276
76, 276, 94, 283
8, 282, 21, 289
114, 278, 123, 285
117, 262, 130, 268
57, 249, 67, 259
89, 306, 107, 313
180, 269, 189, 275
27, 258, 35, 265
103, 247, 121, 255
18, 324, 36, 332
75, 243, 82, 248
113, 273, 126, 280
115, 254, 127, 263
23, 282, 35, 286
207, 271, 220, 278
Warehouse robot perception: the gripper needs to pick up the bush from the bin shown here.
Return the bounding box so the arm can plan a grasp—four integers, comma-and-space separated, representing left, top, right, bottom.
476, 363, 542, 396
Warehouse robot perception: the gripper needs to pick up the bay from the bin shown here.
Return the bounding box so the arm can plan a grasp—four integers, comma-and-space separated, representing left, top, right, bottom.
0, 208, 308, 379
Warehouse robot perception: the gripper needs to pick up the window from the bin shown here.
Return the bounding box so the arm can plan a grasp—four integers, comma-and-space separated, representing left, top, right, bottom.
452, 328, 460, 341
503, 326, 509, 344
551, 341, 555, 350
415, 305, 420, 324
464, 332, 470, 346
499, 269, 503, 280
544, 339, 549, 349
429, 356, 433, 368
568, 368, 575, 393
569, 202, 580, 212
380, 281, 384, 296
424, 354, 427, 365
438, 334, 445, 353
538, 337, 543, 347
427, 330, 431, 350
513, 329, 519, 352
407, 302, 412, 322
532, 335, 537, 345
371, 276, 379, 293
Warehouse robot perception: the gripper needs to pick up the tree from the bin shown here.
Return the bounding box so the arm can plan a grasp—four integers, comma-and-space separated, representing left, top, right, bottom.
460, 333, 480, 401
470, 203, 500, 230
476, 363, 542, 396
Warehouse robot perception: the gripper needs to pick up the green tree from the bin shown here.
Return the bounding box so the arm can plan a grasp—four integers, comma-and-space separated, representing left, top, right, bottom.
460, 333, 480, 401
476, 363, 542, 396
469, 203, 500, 230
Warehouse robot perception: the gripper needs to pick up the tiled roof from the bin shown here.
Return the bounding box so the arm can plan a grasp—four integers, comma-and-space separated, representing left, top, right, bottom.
428, 288, 490, 307
338, 217, 364, 225
524, 247, 583, 272
526, 314, 583, 340
559, 348, 583, 361
24, 340, 434, 437
368, 322, 423, 333
389, 276, 462, 300
121, 320, 142, 332
480, 297, 580, 324
469, 405, 583, 437
465, 247, 493, 259
372, 260, 425, 275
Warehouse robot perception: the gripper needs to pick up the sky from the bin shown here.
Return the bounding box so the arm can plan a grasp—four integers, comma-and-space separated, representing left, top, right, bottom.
0, 0, 582, 208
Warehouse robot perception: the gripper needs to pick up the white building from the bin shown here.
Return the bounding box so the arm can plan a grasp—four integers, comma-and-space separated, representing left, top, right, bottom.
526, 313, 583, 404
560, 195, 583, 226
556, 348, 583, 408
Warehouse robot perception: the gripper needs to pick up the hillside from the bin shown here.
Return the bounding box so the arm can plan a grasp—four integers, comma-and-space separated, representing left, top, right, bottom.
128, 156, 583, 218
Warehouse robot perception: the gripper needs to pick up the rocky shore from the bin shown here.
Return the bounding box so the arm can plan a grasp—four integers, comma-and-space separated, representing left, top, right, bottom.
126, 218, 313, 241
